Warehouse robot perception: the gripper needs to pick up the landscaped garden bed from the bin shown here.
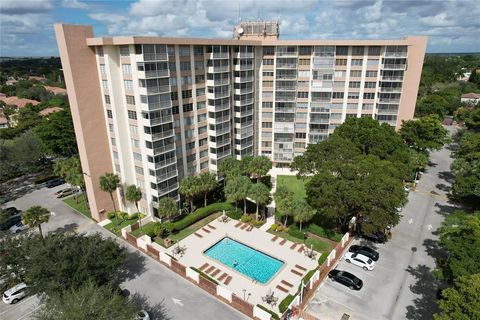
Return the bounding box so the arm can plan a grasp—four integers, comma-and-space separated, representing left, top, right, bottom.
63, 194, 91, 219
104, 213, 139, 236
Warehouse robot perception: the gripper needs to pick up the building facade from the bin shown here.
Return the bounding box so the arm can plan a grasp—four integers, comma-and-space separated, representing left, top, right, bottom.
55, 23, 427, 221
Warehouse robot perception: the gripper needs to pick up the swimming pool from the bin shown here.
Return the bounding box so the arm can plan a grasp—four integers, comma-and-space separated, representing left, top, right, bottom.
204, 237, 284, 284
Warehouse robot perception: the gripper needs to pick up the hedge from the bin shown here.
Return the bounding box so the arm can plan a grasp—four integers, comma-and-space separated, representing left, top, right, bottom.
190, 267, 219, 285
256, 304, 280, 320
307, 224, 342, 242
288, 224, 306, 240
279, 294, 294, 313
318, 253, 328, 265
171, 202, 235, 232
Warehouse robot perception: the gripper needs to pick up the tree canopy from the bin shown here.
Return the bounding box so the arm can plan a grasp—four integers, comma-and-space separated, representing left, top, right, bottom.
225, 175, 252, 215
157, 196, 177, 220
248, 182, 271, 221
99, 173, 120, 218
399, 115, 450, 152
35, 108, 77, 157
22, 205, 50, 238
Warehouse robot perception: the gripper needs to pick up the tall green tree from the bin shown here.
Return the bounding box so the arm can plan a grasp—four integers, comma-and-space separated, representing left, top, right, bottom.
246, 156, 272, 182
34, 109, 77, 157
34, 281, 138, 320
179, 175, 200, 213
157, 196, 177, 220
225, 175, 252, 215
22, 205, 50, 238
400, 115, 450, 151
54, 156, 85, 204
274, 186, 295, 227
249, 182, 271, 221
125, 185, 142, 213
434, 273, 480, 320
198, 172, 217, 207
292, 199, 316, 231
218, 157, 242, 182
99, 173, 120, 226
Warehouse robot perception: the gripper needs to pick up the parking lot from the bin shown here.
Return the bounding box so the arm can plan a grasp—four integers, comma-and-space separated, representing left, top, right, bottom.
0, 295, 41, 320
306, 141, 456, 320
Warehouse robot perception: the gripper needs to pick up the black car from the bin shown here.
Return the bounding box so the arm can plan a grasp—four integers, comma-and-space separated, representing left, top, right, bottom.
46, 178, 65, 188
0, 215, 22, 231
328, 269, 363, 290
361, 232, 387, 243
4, 207, 21, 216
349, 245, 379, 261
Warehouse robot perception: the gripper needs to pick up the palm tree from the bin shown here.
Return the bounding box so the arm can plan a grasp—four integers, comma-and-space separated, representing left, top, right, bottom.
54, 156, 85, 204
179, 176, 199, 213
198, 172, 217, 207
249, 182, 271, 221
99, 173, 120, 226
157, 197, 177, 221
22, 205, 50, 238
275, 186, 294, 227
225, 176, 252, 216
247, 156, 272, 182
292, 199, 316, 231
125, 184, 142, 233
218, 157, 242, 186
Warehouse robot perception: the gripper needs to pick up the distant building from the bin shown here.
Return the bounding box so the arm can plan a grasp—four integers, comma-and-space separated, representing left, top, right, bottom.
39, 106, 63, 116
0, 110, 8, 128
461, 93, 480, 105
44, 86, 67, 95
5, 79, 18, 86
457, 71, 471, 82
0, 96, 40, 109
28, 76, 47, 82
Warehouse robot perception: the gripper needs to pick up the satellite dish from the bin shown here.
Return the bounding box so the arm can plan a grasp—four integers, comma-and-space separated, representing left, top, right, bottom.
237, 27, 244, 35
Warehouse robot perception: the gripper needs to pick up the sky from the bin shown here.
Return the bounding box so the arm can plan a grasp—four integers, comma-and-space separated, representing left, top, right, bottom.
0, 0, 479, 57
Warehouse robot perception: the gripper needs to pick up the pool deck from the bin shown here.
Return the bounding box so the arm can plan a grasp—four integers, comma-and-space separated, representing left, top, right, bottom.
166, 218, 319, 312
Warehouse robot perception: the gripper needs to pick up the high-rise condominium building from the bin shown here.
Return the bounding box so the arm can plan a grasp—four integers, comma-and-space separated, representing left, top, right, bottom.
55, 22, 427, 221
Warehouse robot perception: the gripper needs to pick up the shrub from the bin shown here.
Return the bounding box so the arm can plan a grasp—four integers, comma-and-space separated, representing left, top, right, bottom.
107, 211, 116, 220
141, 223, 156, 238
153, 222, 170, 238
172, 202, 233, 232
270, 223, 278, 231
318, 253, 328, 265
288, 224, 306, 240
190, 267, 219, 285
118, 212, 129, 220
307, 224, 343, 242
279, 294, 295, 313
226, 207, 242, 220
33, 175, 59, 185
252, 220, 264, 228
276, 224, 284, 232
256, 304, 280, 320
241, 215, 252, 223
129, 212, 139, 220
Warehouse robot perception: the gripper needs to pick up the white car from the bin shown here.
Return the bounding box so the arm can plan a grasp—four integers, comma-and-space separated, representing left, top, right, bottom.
135, 310, 150, 320
343, 252, 376, 271
9, 221, 28, 234
2, 283, 27, 304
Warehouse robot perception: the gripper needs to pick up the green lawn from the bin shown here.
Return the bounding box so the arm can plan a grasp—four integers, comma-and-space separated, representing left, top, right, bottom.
267, 228, 331, 261
104, 217, 139, 236
276, 175, 309, 200
131, 221, 156, 238
63, 194, 91, 219
155, 212, 223, 247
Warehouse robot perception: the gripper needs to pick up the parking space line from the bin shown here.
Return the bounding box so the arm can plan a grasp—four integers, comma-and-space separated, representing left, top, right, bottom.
15, 304, 41, 320
0, 296, 36, 316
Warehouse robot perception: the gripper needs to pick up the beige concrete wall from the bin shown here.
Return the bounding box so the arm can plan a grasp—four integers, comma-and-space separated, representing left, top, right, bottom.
397, 36, 428, 128
54, 24, 116, 221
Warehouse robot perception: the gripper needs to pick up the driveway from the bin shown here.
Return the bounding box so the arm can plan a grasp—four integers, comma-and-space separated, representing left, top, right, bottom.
1, 185, 247, 320
306, 137, 457, 320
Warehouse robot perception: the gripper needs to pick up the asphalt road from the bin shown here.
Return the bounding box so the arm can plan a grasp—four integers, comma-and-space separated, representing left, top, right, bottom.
1, 185, 247, 320
306, 137, 457, 320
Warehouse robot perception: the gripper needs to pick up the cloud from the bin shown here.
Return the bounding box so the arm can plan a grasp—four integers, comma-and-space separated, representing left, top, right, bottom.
420, 13, 455, 27
60, 0, 88, 9
0, 0, 53, 14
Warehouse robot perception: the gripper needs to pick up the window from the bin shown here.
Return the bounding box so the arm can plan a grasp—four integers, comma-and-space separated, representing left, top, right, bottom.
197, 101, 206, 110
346, 103, 358, 109
105, 95, 111, 104
102, 80, 108, 90
109, 124, 114, 132
298, 71, 310, 78
180, 61, 191, 71
197, 113, 207, 122
297, 92, 309, 98
194, 60, 204, 70
195, 74, 205, 84
119, 45, 130, 56
200, 150, 208, 158
295, 132, 306, 139
126, 95, 135, 105
100, 64, 106, 74
262, 102, 273, 109
351, 59, 363, 66
129, 124, 138, 134
263, 71, 274, 77
346, 113, 357, 118
106, 109, 113, 118
171, 92, 178, 101
349, 81, 361, 88
335, 59, 347, 66
262, 122, 272, 128
194, 46, 204, 56
263, 59, 274, 65
262, 112, 273, 118
363, 92, 376, 99
351, 46, 364, 56
113, 151, 118, 159
115, 164, 121, 172
330, 113, 342, 119
127, 110, 137, 120
299, 59, 311, 66
299, 46, 312, 55
198, 125, 207, 134
122, 64, 131, 75
261, 141, 272, 148
350, 70, 362, 77
184, 116, 194, 126
366, 70, 378, 78
199, 138, 207, 146
131, 139, 140, 148
335, 46, 348, 55
133, 152, 142, 161
135, 166, 144, 175
294, 142, 306, 149
348, 92, 360, 99
334, 70, 346, 78
333, 92, 344, 99
262, 81, 273, 87
111, 137, 116, 146
182, 90, 192, 99
263, 46, 275, 55
362, 103, 374, 110
368, 46, 381, 56
297, 103, 308, 109
333, 81, 345, 88
170, 78, 177, 86
364, 82, 376, 88
367, 59, 379, 67
97, 47, 104, 57
124, 80, 133, 90
196, 88, 205, 96
183, 103, 193, 112
179, 46, 190, 57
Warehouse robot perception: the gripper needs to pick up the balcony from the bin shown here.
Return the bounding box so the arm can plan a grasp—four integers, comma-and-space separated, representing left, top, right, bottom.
235, 87, 254, 95
208, 91, 230, 99
384, 52, 408, 58
151, 129, 174, 141
157, 182, 179, 196
149, 115, 173, 126
152, 143, 175, 155
378, 98, 401, 104
276, 74, 297, 80
154, 157, 176, 169
276, 63, 297, 69
275, 85, 297, 91
235, 76, 254, 83
142, 53, 168, 61
382, 64, 406, 70
380, 87, 402, 93
207, 78, 230, 86
144, 69, 169, 78
234, 98, 254, 106
235, 109, 254, 117
309, 128, 329, 134
234, 64, 254, 71
235, 52, 254, 59
209, 52, 229, 59
207, 103, 230, 113
208, 65, 229, 73
154, 170, 177, 183
139, 85, 170, 95
381, 76, 404, 81
209, 115, 230, 124
210, 126, 231, 136
211, 138, 231, 148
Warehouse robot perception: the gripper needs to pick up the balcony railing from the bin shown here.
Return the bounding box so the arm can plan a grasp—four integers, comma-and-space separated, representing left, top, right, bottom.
150, 115, 173, 126
144, 70, 169, 78
154, 170, 177, 183
213, 126, 231, 135
382, 64, 406, 70
216, 150, 231, 159
211, 115, 230, 123
154, 157, 176, 169
384, 52, 408, 58
208, 103, 230, 112
142, 53, 168, 61
380, 87, 402, 93
236, 76, 254, 83
209, 65, 229, 73
153, 143, 175, 155
151, 129, 174, 140
143, 85, 170, 94
210, 52, 229, 59
157, 182, 179, 196
276, 63, 297, 69
235, 98, 254, 106
378, 98, 400, 103
381, 76, 404, 81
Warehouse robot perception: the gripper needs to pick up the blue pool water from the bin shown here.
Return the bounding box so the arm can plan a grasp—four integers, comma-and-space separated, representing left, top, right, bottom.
204, 237, 284, 284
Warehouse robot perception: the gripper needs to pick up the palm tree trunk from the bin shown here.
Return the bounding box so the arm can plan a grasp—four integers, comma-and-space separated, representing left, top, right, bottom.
190, 199, 193, 213
243, 199, 247, 215
300, 221, 303, 231
284, 214, 288, 228
75, 187, 79, 204
110, 192, 119, 226
38, 224, 43, 239
255, 203, 259, 221
204, 193, 207, 207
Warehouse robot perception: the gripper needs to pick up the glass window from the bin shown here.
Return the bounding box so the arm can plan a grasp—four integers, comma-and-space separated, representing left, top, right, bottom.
124, 80, 133, 90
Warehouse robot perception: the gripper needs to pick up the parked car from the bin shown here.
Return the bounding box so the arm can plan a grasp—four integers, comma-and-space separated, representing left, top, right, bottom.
9, 221, 28, 234
343, 252, 376, 271
135, 310, 150, 320
361, 232, 387, 243
0, 215, 21, 231
4, 207, 21, 216
2, 282, 27, 304
46, 178, 65, 188
55, 188, 74, 198
349, 245, 379, 261
328, 269, 363, 290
